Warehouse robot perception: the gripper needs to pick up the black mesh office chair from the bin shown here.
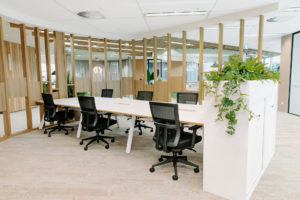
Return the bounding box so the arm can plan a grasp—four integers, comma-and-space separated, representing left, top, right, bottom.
149, 102, 202, 180
42, 93, 74, 137
177, 92, 198, 105
125, 91, 154, 135
101, 89, 113, 98
78, 96, 117, 150
177, 92, 203, 135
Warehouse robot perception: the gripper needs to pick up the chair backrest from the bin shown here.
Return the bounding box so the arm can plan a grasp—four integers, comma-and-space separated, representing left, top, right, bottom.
78, 96, 98, 131
101, 89, 113, 98
149, 102, 181, 151
137, 91, 153, 101
177, 92, 198, 105
42, 93, 56, 121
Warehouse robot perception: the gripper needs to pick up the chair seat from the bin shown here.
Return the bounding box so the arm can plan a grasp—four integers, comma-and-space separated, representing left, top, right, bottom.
176, 131, 202, 149
153, 131, 202, 151
84, 116, 117, 132
53, 111, 67, 121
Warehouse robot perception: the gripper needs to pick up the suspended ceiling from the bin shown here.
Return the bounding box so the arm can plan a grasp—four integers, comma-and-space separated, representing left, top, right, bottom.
1, 0, 300, 52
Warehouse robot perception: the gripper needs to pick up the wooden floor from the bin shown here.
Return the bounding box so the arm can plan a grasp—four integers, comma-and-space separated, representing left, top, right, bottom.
0, 112, 299, 200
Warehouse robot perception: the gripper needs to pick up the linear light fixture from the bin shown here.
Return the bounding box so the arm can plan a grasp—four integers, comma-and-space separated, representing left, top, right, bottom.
145, 11, 207, 17
283, 7, 300, 12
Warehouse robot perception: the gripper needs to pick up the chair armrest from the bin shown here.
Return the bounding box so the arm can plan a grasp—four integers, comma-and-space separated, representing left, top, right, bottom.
188, 125, 203, 131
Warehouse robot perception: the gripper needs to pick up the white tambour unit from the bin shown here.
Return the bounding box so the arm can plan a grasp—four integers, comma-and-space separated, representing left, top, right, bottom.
203, 80, 278, 200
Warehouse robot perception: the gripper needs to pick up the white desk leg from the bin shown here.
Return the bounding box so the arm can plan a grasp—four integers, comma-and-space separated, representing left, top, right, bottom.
76, 114, 83, 139
115, 115, 120, 128
126, 116, 136, 153
39, 114, 45, 130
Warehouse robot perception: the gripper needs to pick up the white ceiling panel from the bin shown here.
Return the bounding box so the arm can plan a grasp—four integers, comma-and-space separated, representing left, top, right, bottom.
56, 0, 142, 18
138, 0, 215, 13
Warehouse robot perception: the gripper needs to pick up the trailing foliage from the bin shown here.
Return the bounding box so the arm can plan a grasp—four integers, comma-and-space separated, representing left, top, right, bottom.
204, 55, 279, 135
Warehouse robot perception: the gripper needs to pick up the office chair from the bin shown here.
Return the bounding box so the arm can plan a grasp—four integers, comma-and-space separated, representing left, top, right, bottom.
42, 93, 74, 137
177, 92, 202, 131
177, 92, 198, 105
149, 102, 202, 180
78, 96, 116, 150
125, 91, 154, 135
101, 89, 113, 98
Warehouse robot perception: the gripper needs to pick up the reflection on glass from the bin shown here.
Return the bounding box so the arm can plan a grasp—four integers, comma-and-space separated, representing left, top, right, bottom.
157, 36, 167, 81
186, 29, 199, 91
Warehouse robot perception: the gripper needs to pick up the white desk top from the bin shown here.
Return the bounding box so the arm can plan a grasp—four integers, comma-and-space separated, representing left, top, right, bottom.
37, 97, 204, 126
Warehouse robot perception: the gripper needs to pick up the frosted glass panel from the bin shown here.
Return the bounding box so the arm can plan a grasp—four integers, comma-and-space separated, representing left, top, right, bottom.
289, 32, 300, 115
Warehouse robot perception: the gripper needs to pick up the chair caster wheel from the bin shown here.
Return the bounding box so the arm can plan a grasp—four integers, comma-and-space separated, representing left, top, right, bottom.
194, 167, 199, 173
183, 157, 187, 161
71, 128, 74, 131
158, 157, 163, 162
125, 130, 128, 134
44, 130, 47, 134
139, 132, 142, 135
149, 167, 155, 173
105, 145, 109, 149
150, 129, 153, 132
65, 132, 68, 135
179, 151, 183, 155
111, 138, 115, 143
84, 147, 88, 151
48, 134, 51, 137
172, 175, 178, 181
80, 141, 83, 145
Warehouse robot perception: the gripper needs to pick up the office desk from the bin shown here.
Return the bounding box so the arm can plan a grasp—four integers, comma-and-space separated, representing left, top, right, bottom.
37, 97, 204, 153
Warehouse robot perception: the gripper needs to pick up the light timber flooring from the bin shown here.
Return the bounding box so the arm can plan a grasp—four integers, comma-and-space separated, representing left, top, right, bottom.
0, 112, 299, 200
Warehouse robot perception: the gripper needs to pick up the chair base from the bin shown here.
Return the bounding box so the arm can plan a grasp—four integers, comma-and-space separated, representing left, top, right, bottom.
44, 124, 74, 137
80, 132, 115, 151
149, 152, 199, 181
125, 120, 153, 135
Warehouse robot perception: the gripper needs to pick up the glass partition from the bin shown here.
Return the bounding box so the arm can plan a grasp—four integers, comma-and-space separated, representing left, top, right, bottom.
74, 48, 90, 95
203, 26, 219, 78
186, 29, 199, 91
107, 40, 120, 98
92, 43, 105, 96
156, 36, 167, 81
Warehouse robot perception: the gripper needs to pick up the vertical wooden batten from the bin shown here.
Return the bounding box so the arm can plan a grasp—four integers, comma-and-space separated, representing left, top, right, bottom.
0, 17, 12, 137
34, 27, 43, 94
20, 24, 33, 130
199, 27, 204, 104
218, 23, 223, 72
104, 38, 108, 89
153, 36, 157, 101
70, 34, 76, 96
44, 29, 52, 93
88, 37, 93, 95
239, 19, 245, 58
167, 33, 171, 102
143, 38, 147, 90
54, 31, 68, 98
257, 15, 264, 62
182, 31, 186, 92
119, 40, 123, 97
131, 40, 136, 98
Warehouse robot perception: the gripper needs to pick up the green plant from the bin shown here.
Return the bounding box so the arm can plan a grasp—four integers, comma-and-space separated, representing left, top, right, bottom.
67, 72, 73, 97
204, 55, 279, 135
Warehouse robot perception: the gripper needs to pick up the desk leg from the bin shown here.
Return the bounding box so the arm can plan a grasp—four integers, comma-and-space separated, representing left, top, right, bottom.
115, 115, 120, 128
76, 114, 83, 139
126, 116, 136, 153
39, 114, 45, 130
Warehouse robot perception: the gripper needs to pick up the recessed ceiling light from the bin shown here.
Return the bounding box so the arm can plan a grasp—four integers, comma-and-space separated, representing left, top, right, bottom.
77, 11, 104, 19
145, 11, 207, 17
283, 7, 300, 12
